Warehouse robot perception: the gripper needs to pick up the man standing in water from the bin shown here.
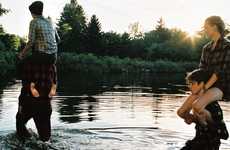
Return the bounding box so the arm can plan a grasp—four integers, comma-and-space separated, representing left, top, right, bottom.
16, 1, 58, 142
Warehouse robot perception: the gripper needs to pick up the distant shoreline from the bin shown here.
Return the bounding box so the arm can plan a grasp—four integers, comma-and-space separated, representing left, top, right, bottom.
0, 52, 198, 80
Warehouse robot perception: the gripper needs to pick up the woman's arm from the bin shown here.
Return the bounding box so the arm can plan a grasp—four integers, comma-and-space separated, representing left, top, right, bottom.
204, 73, 218, 90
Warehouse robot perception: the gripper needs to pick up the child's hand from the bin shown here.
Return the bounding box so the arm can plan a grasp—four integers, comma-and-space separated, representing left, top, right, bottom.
184, 115, 195, 124
184, 118, 193, 124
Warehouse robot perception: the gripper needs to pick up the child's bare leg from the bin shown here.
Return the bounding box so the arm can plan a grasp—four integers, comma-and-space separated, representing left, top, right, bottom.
177, 94, 199, 118
192, 87, 223, 113
48, 83, 56, 98
30, 82, 39, 97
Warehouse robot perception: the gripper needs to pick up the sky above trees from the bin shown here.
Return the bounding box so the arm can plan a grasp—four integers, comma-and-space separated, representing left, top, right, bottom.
0, 0, 230, 37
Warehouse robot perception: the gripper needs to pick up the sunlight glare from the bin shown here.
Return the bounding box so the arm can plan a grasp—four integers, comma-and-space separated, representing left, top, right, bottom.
186, 30, 197, 38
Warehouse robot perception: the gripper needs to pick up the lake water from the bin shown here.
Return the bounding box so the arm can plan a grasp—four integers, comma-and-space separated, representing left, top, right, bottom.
0, 73, 229, 150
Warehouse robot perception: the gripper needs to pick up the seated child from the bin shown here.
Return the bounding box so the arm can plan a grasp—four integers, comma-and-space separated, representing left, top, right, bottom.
29, 53, 57, 98
177, 69, 229, 150
17, 52, 57, 98
18, 47, 57, 98
18, 16, 59, 98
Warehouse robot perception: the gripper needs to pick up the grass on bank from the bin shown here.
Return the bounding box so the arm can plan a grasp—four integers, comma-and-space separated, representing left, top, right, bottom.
0, 51, 198, 78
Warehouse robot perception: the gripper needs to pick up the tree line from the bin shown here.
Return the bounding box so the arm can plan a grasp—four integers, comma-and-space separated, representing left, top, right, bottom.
0, 0, 210, 61
0, 0, 211, 74
56, 0, 210, 62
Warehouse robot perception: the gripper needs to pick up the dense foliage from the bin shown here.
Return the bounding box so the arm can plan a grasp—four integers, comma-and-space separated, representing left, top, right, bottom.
0, 1, 211, 77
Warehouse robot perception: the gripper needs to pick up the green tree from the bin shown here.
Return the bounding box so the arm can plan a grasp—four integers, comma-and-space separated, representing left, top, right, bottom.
165, 28, 194, 61
57, 0, 87, 52
0, 3, 8, 37
193, 31, 210, 59
0, 33, 21, 51
0, 3, 9, 16
0, 25, 4, 33
154, 17, 171, 42
0, 40, 5, 51
128, 22, 143, 39
143, 17, 171, 48
86, 15, 102, 54
143, 18, 199, 61
101, 32, 122, 56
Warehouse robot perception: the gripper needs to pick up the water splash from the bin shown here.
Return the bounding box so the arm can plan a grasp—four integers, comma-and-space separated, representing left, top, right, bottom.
0, 129, 70, 150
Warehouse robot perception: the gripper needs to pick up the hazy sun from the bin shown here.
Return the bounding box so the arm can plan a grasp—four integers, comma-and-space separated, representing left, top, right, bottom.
187, 30, 197, 38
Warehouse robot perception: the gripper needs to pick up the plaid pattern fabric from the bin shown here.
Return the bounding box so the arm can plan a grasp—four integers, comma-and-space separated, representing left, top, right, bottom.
29, 16, 58, 54
21, 62, 57, 97
199, 37, 230, 100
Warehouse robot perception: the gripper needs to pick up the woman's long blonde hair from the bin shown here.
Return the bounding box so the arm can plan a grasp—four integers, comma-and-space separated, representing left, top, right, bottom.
205, 16, 226, 36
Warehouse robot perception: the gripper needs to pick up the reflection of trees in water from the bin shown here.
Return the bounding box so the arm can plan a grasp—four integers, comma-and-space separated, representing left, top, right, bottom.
0, 90, 3, 119
86, 97, 98, 122
58, 96, 98, 123
151, 95, 163, 124
57, 72, 186, 123
0, 84, 5, 119
0, 80, 20, 120
62, 72, 185, 94
150, 73, 186, 94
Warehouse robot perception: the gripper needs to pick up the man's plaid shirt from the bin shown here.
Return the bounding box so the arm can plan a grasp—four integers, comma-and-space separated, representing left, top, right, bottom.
199, 37, 230, 100
28, 16, 58, 54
